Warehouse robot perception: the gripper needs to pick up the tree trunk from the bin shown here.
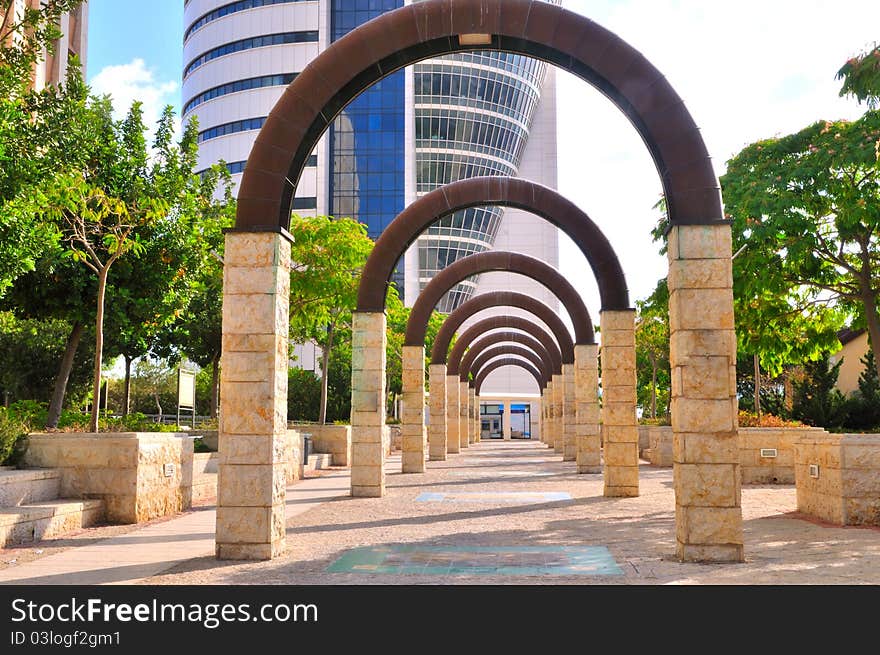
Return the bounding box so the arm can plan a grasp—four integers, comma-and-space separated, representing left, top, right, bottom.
783, 369, 794, 413
318, 323, 335, 425
753, 353, 762, 419
122, 353, 132, 417
210, 351, 220, 419
650, 356, 658, 419
861, 289, 880, 382
154, 393, 163, 423
89, 269, 109, 432
46, 321, 83, 428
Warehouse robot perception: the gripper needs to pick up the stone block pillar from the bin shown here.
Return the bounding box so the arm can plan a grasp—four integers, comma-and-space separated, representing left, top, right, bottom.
446, 375, 460, 454
552, 375, 564, 454
575, 344, 601, 474
502, 400, 512, 440
217, 231, 290, 561
350, 312, 387, 498
474, 394, 481, 442
459, 381, 469, 449
600, 310, 639, 497
544, 384, 555, 449
563, 363, 577, 461
668, 224, 743, 563
468, 388, 477, 444
428, 365, 447, 460
401, 345, 426, 473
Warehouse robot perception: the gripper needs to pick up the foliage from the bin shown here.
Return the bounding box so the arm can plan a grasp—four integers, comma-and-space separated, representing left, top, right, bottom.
0, 311, 92, 403
289, 215, 373, 423
737, 410, 804, 428
721, 110, 880, 380
791, 356, 850, 429
288, 367, 321, 422
0, 407, 29, 465
844, 348, 880, 429
635, 278, 670, 419
838, 43, 880, 108
324, 333, 353, 424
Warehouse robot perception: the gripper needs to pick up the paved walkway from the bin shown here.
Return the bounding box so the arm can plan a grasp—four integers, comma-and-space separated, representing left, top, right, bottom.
2, 440, 880, 585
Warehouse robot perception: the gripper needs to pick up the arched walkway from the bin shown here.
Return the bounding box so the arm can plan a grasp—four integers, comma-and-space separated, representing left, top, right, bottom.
468, 345, 551, 390
474, 359, 545, 396
219, 0, 741, 563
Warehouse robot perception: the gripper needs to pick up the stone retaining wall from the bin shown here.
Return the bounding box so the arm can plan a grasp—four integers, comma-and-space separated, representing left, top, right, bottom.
795, 433, 880, 526
23, 432, 194, 524
636, 425, 830, 485
298, 424, 351, 466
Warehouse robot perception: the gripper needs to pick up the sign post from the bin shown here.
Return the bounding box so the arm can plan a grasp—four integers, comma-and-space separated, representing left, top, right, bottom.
177, 368, 196, 428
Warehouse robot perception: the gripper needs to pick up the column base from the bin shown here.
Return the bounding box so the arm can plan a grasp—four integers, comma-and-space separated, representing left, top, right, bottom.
677, 543, 745, 563
216, 541, 284, 561
401, 453, 426, 473
352, 484, 385, 497
577, 465, 602, 474
604, 486, 639, 498
429, 453, 447, 461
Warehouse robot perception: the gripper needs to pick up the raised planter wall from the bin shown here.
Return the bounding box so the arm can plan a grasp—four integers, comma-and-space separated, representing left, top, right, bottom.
795, 433, 880, 526
23, 432, 194, 524
636, 425, 831, 485
297, 424, 351, 466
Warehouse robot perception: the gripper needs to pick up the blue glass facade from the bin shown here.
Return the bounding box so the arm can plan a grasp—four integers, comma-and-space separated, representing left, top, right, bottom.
329, 0, 406, 293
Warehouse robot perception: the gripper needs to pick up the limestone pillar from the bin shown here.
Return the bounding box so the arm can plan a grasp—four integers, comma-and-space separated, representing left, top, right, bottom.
401, 346, 426, 473
217, 231, 290, 560
350, 312, 387, 498
459, 381, 469, 449
668, 224, 743, 563
553, 375, 564, 454
544, 384, 555, 449
502, 400, 512, 440
600, 310, 639, 497
446, 375, 460, 454
474, 394, 481, 442
468, 388, 477, 444
428, 365, 447, 460
575, 344, 601, 474
563, 363, 577, 461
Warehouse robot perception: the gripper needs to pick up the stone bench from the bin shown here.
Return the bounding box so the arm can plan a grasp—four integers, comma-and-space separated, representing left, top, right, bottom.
795, 433, 880, 526
0, 499, 104, 547
0, 468, 61, 506
297, 424, 351, 466
23, 432, 194, 524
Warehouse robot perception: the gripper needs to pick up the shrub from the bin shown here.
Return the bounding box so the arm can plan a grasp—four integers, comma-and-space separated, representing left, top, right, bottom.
0, 408, 29, 465
738, 410, 804, 428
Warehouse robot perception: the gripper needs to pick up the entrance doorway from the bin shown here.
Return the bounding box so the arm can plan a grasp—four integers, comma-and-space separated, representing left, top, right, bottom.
509, 404, 531, 439
480, 403, 504, 439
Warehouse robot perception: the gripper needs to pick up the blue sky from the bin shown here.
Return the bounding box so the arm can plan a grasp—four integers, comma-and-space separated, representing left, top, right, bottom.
83, 0, 880, 314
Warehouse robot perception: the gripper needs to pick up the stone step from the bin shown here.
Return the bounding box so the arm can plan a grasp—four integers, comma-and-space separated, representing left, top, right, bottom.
305, 453, 332, 472
0, 468, 62, 507
192, 472, 217, 504
0, 499, 105, 547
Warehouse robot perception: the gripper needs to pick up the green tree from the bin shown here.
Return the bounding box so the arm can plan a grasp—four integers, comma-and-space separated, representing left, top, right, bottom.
287, 367, 321, 422
635, 279, 669, 419
838, 43, 880, 108
721, 109, 880, 385
288, 215, 373, 424
791, 356, 848, 429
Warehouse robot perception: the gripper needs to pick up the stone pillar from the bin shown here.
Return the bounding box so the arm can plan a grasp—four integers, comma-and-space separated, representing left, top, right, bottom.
668, 224, 743, 563
468, 388, 477, 444
474, 395, 481, 442
459, 381, 469, 449
563, 363, 577, 462
553, 375, 564, 454
544, 384, 555, 449
428, 365, 447, 460
575, 344, 601, 474
401, 346, 426, 473
217, 231, 290, 561
446, 375, 460, 454
502, 400, 512, 440
350, 312, 387, 498
600, 310, 639, 497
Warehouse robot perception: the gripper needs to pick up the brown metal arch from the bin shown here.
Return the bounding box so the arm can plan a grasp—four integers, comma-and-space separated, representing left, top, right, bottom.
357, 177, 628, 312
236, 0, 722, 235
457, 332, 553, 382
404, 252, 589, 351
468, 345, 550, 390
447, 316, 565, 375
431, 291, 585, 368
474, 358, 544, 396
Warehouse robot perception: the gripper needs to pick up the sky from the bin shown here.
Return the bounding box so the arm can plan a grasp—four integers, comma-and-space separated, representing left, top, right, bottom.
86, 0, 880, 323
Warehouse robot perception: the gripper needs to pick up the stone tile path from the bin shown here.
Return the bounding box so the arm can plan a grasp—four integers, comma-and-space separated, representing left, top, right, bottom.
2, 439, 880, 585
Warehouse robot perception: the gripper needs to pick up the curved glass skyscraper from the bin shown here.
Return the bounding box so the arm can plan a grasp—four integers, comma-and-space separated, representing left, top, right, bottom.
414, 51, 552, 312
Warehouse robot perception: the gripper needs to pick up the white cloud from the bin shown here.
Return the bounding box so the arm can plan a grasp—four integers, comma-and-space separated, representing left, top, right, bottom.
89, 58, 179, 137
555, 0, 880, 314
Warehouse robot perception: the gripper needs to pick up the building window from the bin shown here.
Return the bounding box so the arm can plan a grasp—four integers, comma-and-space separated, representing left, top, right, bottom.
184, 73, 298, 116
184, 31, 318, 78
